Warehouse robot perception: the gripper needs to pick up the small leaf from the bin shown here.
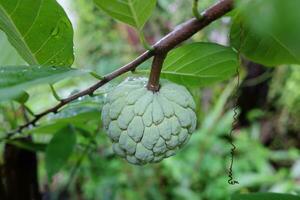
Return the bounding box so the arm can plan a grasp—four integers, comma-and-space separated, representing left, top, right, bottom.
231, 0, 300, 66
0, 0, 74, 66
94, 0, 157, 30
45, 125, 76, 180
232, 193, 300, 200
160, 42, 238, 86
0, 65, 84, 101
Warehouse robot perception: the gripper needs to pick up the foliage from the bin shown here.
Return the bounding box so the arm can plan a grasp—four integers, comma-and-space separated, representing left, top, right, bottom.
161, 42, 238, 86
72, 0, 133, 74
94, 0, 156, 30
232, 193, 300, 200
0, 0, 299, 199
0, 65, 83, 101
0, 0, 74, 66
231, 0, 300, 66
39, 83, 300, 200
269, 65, 300, 131
45, 125, 77, 180
0, 32, 25, 65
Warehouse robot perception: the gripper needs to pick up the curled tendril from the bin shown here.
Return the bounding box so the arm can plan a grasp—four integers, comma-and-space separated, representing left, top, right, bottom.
228, 64, 240, 185
227, 17, 245, 186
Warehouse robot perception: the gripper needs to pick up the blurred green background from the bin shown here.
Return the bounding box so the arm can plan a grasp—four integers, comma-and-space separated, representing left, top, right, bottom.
0, 0, 300, 199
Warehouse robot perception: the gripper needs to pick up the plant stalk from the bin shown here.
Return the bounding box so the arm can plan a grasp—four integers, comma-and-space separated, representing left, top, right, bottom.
147, 53, 167, 92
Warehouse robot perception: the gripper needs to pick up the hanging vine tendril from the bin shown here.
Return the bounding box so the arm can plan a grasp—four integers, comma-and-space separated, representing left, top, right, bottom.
227, 65, 240, 185
228, 20, 245, 185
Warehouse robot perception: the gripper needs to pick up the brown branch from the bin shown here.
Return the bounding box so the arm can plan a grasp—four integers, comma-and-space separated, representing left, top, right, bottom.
4, 0, 233, 138
153, 0, 233, 53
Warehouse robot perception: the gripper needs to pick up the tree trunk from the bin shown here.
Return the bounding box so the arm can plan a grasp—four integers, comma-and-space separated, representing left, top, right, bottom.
3, 138, 41, 200
0, 165, 7, 199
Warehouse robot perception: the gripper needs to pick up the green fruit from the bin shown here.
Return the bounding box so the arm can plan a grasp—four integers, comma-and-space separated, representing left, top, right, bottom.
102, 77, 197, 165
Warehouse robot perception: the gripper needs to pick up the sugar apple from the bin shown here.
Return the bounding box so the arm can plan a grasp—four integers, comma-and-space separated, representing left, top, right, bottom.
101, 77, 197, 165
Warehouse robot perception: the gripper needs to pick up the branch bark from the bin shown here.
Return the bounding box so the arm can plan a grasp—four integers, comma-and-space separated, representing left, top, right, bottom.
5, 0, 234, 138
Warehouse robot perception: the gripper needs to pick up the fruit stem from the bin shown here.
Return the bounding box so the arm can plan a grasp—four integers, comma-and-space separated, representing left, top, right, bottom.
147, 53, 167, 92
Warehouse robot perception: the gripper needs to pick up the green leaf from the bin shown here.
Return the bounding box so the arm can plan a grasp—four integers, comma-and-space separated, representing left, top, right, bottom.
94, 0, 157, 30
160, 42, 238, 87
27, 95, 103, 135
0, 0, 74, 66
231, 0, 300, 66
0, 65, 83, 101
45, 125, 76, 180
48, 106, 101, 124
0, 31, 25, 65
232, 193, 300, 200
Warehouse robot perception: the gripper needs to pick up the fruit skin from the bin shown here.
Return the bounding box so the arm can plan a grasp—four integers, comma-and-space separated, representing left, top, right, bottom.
102, 77, 197, 165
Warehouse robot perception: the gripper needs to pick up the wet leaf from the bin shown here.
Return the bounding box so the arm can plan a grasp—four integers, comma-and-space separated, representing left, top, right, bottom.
0, 65, 84, 101
0, 0, 74, 66
45, 125, 76, 180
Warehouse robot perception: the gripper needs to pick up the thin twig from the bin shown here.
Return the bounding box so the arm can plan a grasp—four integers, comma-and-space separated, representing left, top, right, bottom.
49, 84, 61, 101
193, 0, 202, 20
3, 0, 234, 139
